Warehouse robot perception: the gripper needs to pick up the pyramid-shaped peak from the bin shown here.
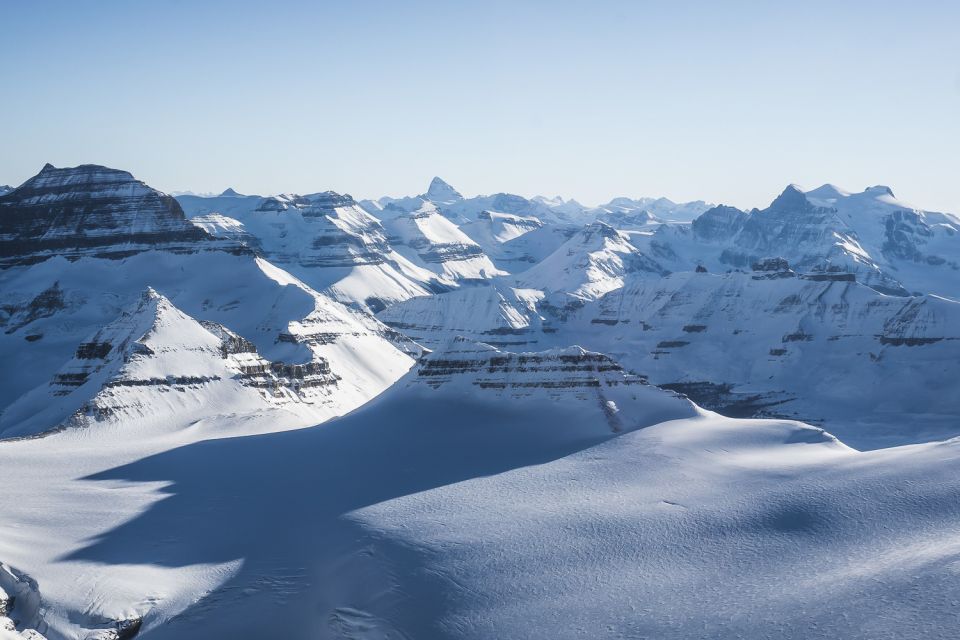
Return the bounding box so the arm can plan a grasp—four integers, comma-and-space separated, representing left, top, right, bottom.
426, 176, 463, 203
220, 187, 244, 197
768, 184, 813, 210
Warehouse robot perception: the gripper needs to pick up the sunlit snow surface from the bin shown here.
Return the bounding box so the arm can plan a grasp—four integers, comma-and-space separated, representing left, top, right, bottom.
2, 343, 959, 639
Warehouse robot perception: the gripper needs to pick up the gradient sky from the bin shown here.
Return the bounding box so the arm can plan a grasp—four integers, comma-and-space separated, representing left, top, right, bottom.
2, 0, 959, 211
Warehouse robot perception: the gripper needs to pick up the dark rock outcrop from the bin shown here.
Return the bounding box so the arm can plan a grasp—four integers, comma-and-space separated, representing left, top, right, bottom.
0, 164, 218, 267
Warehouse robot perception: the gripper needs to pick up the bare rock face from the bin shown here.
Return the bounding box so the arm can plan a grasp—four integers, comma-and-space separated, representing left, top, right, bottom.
0, 164, 216, 267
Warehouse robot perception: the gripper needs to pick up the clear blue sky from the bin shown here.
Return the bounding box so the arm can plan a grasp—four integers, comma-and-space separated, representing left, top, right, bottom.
2, 0, 959, 211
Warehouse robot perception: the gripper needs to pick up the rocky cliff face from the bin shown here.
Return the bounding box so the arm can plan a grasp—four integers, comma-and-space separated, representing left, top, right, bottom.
0, 164, 222, 267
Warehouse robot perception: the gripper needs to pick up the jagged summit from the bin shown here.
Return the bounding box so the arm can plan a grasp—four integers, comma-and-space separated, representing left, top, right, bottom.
0, 163, 215, 266
424, 176, 463, 204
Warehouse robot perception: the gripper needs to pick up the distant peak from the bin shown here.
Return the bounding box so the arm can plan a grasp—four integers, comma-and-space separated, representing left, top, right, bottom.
220, 187, 243, 197
865, 185, 895, 198
41, 162, 56, 172
769, 184, 812, 210
426, 176, 463, 202
805, 183, 849, 200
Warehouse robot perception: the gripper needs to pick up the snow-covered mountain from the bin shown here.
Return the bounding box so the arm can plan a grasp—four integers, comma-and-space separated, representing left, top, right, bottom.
4, 334, 960, 639
589, 195, 713, 223
378, 258, 960, 447
375, 201, 504, 282
179, 187, 508, 312
0, 164, 416, 431
0, 185, 13, 197
0, 289, 343, 439
515, 221, 664, 302
640, 184, 960, 299
3, 163, 960, 640
0, 164, 224, 267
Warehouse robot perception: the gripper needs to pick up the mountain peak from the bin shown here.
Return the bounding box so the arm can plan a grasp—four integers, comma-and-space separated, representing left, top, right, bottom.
220, 187, 243, 197
426, 176, 463, 203
865, 185, 895, 198
768, 184, 812, 211
0, 163, 211, 266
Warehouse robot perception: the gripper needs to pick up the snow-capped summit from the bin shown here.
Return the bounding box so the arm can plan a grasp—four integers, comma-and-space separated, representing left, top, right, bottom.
0, 184, 13, 196
0, 163, 216, 267
516, 221, 664, 301
379, 201, 504, 282
590, 195, 713, 223
182, 189, 446, 312
424, 176, 463, 205
640, 182, 960, 299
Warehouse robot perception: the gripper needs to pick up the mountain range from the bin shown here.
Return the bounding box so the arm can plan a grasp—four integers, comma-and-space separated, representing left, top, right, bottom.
0, 163, 958, 639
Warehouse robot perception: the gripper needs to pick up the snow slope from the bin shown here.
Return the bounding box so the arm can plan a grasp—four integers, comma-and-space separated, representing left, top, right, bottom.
346, 412, 960, 640
377, 201, 504, 282
0, 340, 696, 638
515, 222, 664, 302
2, 338, 958, 639
0, 289, 340, 438
0, 250, 415, 427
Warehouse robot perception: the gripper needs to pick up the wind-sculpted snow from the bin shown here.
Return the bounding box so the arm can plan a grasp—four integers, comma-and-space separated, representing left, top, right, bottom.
2, 336, 958, 638
0, 164, 226, 267
345, 415, 960, 640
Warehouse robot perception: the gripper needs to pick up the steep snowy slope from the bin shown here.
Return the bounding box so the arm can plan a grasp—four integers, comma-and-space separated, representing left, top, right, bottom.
0, 340, 697, 639
515, 222, 664, 302
0, 289, 340, 438
180, 190, 451, 312
559, 267, 960, 447
380, 258, 960, 447
376, 201, 504, 281
2, 336, 958, 639
0, 165, 416, 427
378, 284, 546, 349
640, 184, 960, 299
